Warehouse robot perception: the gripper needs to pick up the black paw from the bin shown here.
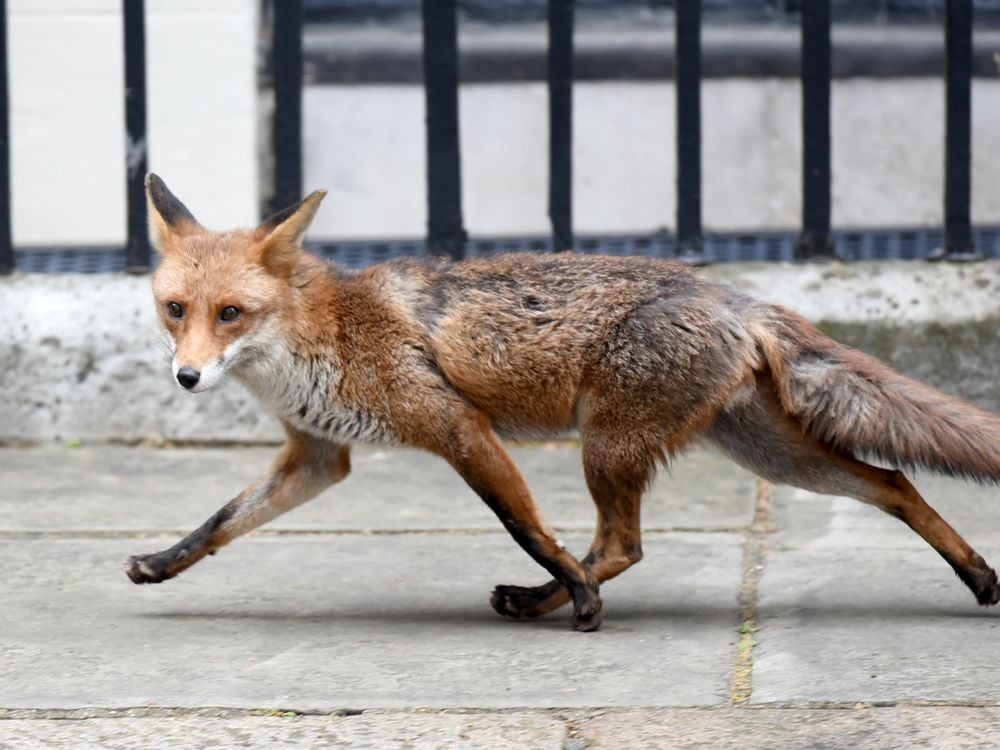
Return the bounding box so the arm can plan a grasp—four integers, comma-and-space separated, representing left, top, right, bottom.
571, 596, 604, 633
956, 564, 1000, 606
490, 584, 547, 619
123, 553, 174, 584
975, 568, 1000, 606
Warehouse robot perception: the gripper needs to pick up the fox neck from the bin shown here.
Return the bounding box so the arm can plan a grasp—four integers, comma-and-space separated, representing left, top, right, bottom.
235, 333, 393, 444
229, 266, 393, 444
234, 325, 336, 402
231, 274, 344, 419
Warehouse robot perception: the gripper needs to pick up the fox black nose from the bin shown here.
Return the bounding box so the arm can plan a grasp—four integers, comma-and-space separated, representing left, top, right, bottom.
176, 366, 201, 390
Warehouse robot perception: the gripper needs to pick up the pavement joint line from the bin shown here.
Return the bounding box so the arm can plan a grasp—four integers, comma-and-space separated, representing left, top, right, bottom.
741, 700, 1000, 709
0, 526, 749, 541
5, 701, 1000, 721
729, 477, 774, 706
0, 707, 594, 721
560, 717, 586, 750
0, 708, 365, 721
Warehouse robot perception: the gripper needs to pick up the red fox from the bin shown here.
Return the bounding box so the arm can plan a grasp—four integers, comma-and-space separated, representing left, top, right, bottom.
126, 174, 1000, 631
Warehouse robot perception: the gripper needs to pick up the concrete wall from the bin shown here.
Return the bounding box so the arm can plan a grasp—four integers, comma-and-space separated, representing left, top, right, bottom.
8, 0, 259, 245
305, 78, 1000, 240
4, 263, 1000, 445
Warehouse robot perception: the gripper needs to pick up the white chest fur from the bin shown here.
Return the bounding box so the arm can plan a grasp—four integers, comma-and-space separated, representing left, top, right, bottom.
236, 345, 397, 445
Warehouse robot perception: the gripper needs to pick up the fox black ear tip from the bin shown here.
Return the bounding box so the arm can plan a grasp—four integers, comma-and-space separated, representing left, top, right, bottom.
145, 173, 162, 190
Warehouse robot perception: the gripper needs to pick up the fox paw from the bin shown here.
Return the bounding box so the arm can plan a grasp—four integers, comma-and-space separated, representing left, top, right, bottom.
490, 584, 553, 619
956, 564, 1000, 606
124, 553, 173, 584
975, 568, 1000, 606
571, 596, 604, 633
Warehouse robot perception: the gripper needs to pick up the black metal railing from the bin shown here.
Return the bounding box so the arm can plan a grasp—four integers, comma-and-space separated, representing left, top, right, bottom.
0, 0, 11, 275
675, 0, 703, 259
123, 0, 150, 272
799, 0, 833, 259
0, 0, 988, 274
422, 0, 466, 260
548, 0, 575, 254
944, 0, 977, 258
272, 0, 305, 216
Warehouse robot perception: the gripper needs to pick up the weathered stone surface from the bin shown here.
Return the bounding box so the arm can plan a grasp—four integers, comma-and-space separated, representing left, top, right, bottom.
576, 707, 1000, 749
754, 479, 1000, 704
0, 445, 755, 532
5, 262, 1000, 442
6, 443, 1000, 747
0, 533, 742, 710
0, 713, 568, 750
6, 706, 1000, 749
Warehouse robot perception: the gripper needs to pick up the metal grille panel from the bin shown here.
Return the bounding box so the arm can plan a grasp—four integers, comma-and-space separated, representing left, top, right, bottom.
12, 228, 1000, 274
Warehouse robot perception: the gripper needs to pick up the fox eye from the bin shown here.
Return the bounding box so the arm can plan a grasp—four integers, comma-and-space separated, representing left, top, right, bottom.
220, 305, 241, 322
167, 302, 184, 319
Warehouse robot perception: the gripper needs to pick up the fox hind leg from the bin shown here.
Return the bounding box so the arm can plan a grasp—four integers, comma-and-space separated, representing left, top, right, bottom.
438, 412, 604, 631
491, 431, 652, 620
706, 374, 1000, 606
863, 469, 1000, 604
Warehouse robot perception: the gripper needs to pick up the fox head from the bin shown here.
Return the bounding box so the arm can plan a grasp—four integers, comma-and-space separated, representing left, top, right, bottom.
147, 174, 326, 393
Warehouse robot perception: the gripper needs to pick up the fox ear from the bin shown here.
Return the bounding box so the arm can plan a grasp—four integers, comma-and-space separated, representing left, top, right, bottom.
255, 190, 327, 276
145, 174, 202, 253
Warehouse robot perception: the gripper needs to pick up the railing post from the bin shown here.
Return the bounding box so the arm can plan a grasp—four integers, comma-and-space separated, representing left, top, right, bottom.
675, 0, 703, 259
798, 0, 833, 260
272, 0, 303, 213
942, 0, 977, 259
123, 0, 150, 273
548, 0, 574, 252
0, 0, 11, 275
421, 0, 465, 260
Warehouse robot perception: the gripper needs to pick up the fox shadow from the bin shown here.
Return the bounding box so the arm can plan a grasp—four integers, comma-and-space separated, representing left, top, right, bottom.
133, 598, 996, 628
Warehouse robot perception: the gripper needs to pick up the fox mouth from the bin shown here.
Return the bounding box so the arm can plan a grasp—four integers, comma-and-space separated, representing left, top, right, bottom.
184, 379, 218, 394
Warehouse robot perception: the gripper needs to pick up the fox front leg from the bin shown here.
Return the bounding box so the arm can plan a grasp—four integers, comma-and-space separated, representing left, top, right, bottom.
124, 432, 349, 584
433, 412, 604, 631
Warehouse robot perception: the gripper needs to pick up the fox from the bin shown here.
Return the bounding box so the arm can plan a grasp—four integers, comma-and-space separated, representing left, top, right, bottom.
126, 173, 1000, 632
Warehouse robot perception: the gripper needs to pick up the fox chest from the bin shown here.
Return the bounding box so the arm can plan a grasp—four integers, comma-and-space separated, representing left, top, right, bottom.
243, 357, 398, 445
288, 395, 395, 445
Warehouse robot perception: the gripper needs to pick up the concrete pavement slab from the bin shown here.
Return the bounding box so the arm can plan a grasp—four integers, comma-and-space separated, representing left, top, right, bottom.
754, 543, 1000, 704
0, 445, 755, 533
0, 532, 742, 710
753, 480, 1000, 704
0, 713, 568, 749
574, 706, 1000, 749
6, 706, 1000, 749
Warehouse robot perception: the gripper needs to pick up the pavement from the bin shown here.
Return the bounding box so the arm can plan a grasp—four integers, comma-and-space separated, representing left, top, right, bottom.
2, 443, 1000, 747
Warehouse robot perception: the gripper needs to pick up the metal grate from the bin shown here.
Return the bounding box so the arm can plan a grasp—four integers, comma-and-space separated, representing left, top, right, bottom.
15, 247, 127, 274
302, 0, 1000, 24
13, 227, 1000, 274
314, 226, 1000, 265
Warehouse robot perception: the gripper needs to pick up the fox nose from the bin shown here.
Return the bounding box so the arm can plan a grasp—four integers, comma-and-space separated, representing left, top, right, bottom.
176, 366, 201, 390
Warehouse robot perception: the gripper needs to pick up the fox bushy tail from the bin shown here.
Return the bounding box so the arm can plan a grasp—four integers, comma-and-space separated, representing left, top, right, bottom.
752, 305, 1000, 483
